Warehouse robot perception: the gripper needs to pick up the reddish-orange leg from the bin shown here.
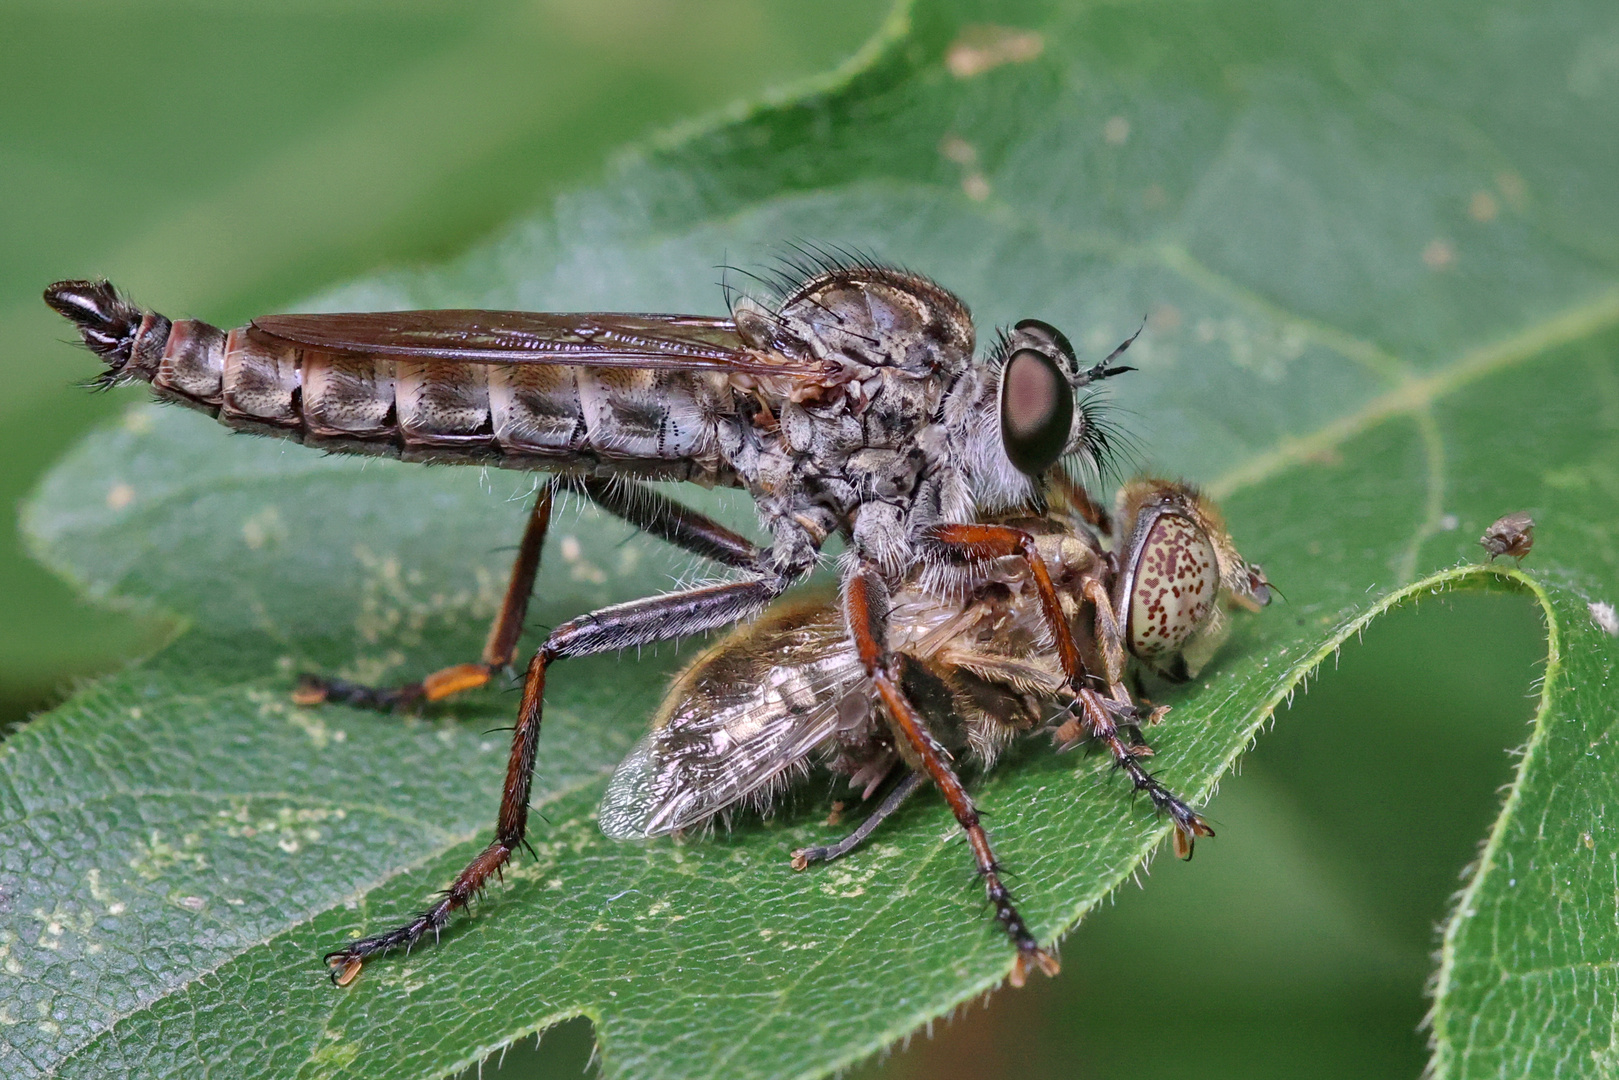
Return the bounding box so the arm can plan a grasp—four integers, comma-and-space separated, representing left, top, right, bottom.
297, 475, 768, 711
322, 482, 783, 982
844, 565, 1060, 988
924, 523, 1212, 860
295, 485, 556, 711
325, 573, 786, 982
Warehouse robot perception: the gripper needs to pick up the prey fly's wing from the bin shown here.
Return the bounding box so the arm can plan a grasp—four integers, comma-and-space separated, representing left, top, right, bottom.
250, 310, 829, 378
599, 599, 867, 840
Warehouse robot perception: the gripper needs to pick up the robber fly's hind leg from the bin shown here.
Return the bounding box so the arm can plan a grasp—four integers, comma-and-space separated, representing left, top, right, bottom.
843, 565, 1059, 988
324, 573, 789, 983
925, 524, 1211, 861
297, 477, 770, 711
295, 482, 557, 711
791, 771, 924, 869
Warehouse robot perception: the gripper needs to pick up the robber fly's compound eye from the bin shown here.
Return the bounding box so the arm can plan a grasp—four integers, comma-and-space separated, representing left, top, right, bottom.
1121, 509, 1221, 676
998, 348, 1074, 476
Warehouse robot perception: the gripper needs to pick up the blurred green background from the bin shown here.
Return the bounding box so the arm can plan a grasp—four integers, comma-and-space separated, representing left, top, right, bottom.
1, 3, 1545, 1078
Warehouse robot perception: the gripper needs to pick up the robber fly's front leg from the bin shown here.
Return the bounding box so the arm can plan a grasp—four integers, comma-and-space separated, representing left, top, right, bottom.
923, 523, 1212, 859
297, 476, 769, 711
1075, 576, 1211, 857
324, 572, 789, 984
843, 564, 1059, 988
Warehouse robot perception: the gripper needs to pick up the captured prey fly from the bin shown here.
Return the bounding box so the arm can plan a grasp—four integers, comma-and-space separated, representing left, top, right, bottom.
44, 251, 1231, 986
602, 479, 1270, 986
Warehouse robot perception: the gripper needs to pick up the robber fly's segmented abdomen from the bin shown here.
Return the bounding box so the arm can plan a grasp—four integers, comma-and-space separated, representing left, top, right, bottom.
122, 314, 742, 483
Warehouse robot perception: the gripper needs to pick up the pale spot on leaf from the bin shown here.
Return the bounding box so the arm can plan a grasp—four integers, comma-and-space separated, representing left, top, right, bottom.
106, 483, 134, 510
1149, 303, 1183, 334
938, 135, 977, 166
121, 406, 154, 434
946, 26, 1044, 78
1496, 169, 1527, 208
241, 505, 287, 550
1422, 238, 1455, 270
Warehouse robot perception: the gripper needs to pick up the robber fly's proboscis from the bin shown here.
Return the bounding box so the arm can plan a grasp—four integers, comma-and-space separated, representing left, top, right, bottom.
45, 251, 1267, 988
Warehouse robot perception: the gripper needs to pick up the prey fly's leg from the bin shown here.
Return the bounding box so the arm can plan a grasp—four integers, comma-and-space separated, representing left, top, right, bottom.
1080, 577, 1128, 688
324, 575, 787, 983
790, 771, 925, 870
1077, 576, 1165, 727
297, 478, 767, 711
843, 566, 1059, 988
924, 524, 1211, 859
295, 482, 557, 711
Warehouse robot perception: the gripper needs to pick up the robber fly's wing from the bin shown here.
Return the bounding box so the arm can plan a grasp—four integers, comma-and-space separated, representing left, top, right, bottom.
599, 603, 866, 840
249, 310, 827, 378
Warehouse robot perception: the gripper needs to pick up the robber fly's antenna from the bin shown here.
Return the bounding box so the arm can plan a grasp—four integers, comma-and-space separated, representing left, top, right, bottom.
1081, 316, 1146, 383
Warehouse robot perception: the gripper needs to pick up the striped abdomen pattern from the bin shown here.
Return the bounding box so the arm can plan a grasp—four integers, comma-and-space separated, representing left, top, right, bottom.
127, 314, 742, 481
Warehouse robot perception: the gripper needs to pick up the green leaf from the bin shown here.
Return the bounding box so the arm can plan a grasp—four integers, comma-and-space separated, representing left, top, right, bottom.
8, 1, 1618, 1077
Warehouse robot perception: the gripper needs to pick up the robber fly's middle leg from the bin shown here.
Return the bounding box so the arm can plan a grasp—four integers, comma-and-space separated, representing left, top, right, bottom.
324, 570, 788, 983
923, 524, 1212, 860
297, 476, 769, 711
842, 565, 1060, 988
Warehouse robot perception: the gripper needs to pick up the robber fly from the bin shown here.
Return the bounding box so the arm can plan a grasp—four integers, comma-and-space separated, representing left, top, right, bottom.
44, 251, 1228, 985
600, 478, 1269, 985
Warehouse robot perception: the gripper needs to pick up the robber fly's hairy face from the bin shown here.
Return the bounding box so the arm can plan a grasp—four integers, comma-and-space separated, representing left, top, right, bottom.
943, 316, 1135, 516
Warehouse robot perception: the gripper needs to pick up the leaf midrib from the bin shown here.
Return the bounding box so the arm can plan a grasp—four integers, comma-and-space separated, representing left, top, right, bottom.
1207, 286, 1619, 499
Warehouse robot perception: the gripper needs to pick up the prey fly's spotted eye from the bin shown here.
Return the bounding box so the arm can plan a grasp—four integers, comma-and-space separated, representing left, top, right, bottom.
1119, 507, 1221, 680
1111, 478, 1271, 682
998, 347, 1073, 475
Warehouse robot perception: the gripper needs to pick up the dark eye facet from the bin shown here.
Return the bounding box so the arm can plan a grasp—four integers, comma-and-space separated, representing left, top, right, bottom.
1011, 318, 1076, 365
998, 347, 1073, 475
